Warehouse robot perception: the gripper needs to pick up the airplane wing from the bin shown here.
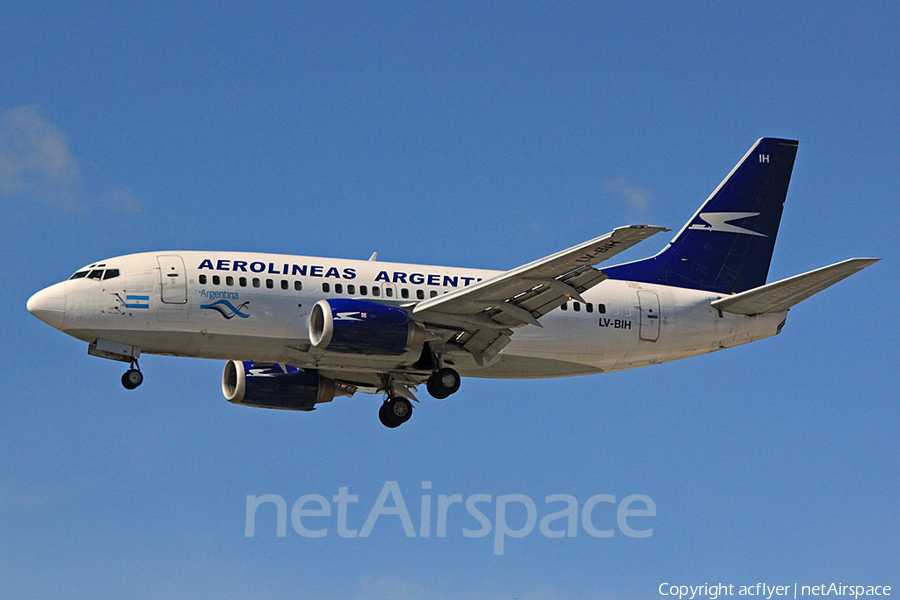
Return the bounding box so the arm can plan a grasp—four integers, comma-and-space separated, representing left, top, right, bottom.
710, 257, 879, 315
412, 225, 669, 364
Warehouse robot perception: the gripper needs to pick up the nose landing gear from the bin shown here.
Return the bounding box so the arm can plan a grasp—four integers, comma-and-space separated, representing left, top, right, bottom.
121, 360, 143, 390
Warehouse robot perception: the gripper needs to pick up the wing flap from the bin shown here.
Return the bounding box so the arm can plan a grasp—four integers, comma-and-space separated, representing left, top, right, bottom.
710, 258, 879, 315
453, 327, 514, 365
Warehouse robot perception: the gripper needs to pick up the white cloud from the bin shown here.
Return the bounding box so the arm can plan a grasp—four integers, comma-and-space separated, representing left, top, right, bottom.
0, 105, 143, 214
0, 105, 83, 209
603, 177, 652, 212
102, 185, 143, 214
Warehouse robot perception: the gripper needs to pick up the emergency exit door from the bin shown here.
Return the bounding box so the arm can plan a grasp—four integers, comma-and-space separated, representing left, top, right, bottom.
637, 290, 660, 342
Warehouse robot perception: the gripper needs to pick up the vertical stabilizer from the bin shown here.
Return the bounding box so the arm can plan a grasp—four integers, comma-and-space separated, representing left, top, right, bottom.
604, 138, 799, 294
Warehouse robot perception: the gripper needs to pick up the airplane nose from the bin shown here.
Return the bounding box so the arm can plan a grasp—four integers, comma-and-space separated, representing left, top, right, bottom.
27, 282, 67, 330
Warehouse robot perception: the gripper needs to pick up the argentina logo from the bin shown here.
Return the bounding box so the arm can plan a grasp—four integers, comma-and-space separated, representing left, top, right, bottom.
201, 299, 250, 319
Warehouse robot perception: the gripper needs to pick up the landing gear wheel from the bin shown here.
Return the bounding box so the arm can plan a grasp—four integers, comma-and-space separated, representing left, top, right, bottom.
426, 367, 460, 399
379, 397, 412, 428
379, 403, 401, 428
121, 369, 143, 390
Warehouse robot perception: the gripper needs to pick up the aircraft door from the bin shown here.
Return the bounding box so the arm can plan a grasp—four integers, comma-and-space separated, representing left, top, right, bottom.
637, 290, 660, 342
157, 255, 187, 304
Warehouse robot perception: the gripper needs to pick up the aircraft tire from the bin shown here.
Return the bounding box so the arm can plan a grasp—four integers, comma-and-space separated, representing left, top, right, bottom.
122, 369, 143, 390
385, 397, 413, 426
427, 367, 460, 399
379, 402, 403, 428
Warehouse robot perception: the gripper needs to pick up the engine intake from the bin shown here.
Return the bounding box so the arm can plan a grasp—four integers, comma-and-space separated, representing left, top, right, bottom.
222, 360, 334, 411
309, 298, 424, 355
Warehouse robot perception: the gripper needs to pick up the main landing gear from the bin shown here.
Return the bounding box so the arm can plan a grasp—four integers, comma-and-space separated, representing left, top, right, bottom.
426, 367, 461, 400
377, 367, 461, 428
379, 397, 413, 428
121, 360, 143, 390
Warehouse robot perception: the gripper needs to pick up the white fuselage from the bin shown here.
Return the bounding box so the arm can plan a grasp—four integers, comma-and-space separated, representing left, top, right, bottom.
36, 251, 787, 379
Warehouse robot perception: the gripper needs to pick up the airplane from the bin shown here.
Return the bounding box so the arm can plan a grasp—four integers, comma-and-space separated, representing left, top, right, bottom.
27, 138, 878, 428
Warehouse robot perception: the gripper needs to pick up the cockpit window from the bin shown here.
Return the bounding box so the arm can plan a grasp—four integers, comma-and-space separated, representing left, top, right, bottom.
102, 269, 120, 280
69, 271, 89, 280
88, 270, 104, 280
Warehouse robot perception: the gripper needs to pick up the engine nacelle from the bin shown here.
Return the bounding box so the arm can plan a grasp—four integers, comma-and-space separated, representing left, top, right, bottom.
308, 298, 425, 355
222, 360, 335, 411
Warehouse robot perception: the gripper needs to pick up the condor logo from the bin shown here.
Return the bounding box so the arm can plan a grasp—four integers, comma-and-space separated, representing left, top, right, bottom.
688, 212, 768, 237
334, 312, 366, 322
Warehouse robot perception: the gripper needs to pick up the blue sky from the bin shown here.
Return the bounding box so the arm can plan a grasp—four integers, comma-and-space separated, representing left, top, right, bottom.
2, 2, 897, 598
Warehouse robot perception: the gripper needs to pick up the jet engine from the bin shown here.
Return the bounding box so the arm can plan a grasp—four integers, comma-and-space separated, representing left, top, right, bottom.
308, 298, 425, 355
222, 360, 335, 411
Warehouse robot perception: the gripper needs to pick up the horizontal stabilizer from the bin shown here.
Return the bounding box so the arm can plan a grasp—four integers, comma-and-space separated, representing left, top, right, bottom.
710, 258, 879, 315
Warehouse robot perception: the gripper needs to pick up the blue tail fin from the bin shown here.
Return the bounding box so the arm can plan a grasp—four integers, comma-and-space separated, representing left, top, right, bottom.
603, 138, 799, 294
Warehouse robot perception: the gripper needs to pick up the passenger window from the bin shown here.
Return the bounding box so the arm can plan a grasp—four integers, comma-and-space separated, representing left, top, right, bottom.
226, 276, 234, 286
335, 283, 343, 294
385, 288, 393, 298
360, 285, 368, 296
252, 278, 260, 288
240, 277, 247, 287
417, 290, 424, 300
212, 275, 221, 285
598, 304, 606, 314
281, 280, 288, 290
586, 303, 593, 313
88, 270, 104, 280
199, 274, 207, 284
372, 287, 380, 297
573, 302, 581, 312
69, 271, 89, 280
266, 279, 274, 289
347, 284, 356, 294
401, 288, 409, 299
430, 290, 438, 298
561, 302, 568, 310
102, 269, 120, 280
294, 281, 302, 291
323, 283, 330, 293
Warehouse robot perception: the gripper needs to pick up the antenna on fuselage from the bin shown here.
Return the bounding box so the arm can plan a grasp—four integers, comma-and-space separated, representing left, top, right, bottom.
368, 252, 378, 261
